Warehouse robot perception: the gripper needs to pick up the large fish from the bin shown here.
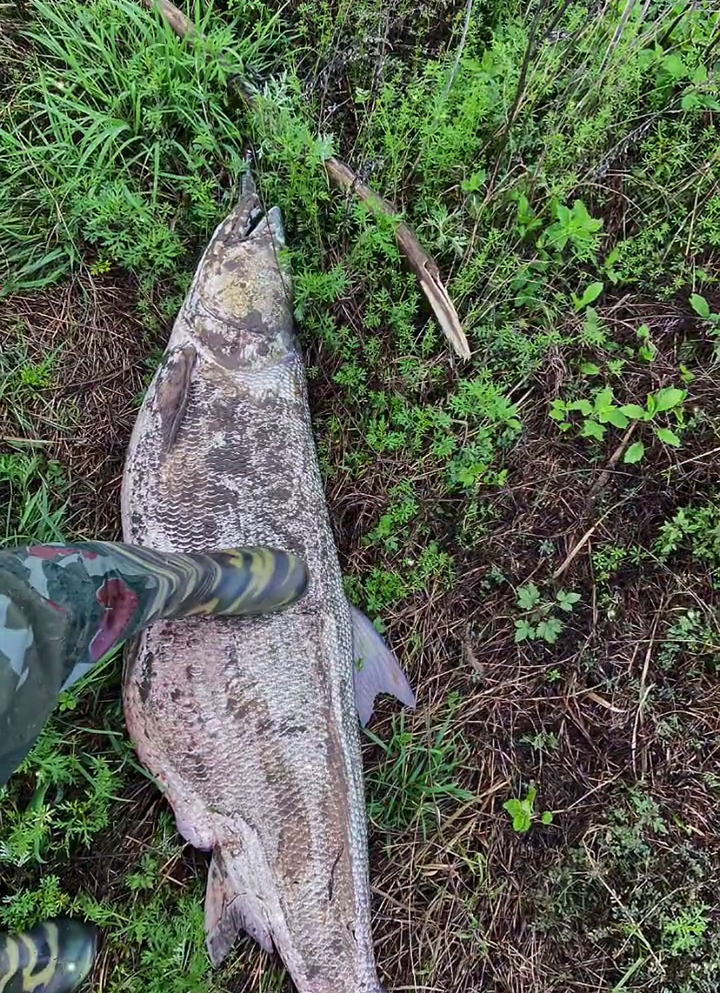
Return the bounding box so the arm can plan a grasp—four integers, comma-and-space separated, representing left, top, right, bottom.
120, 172, 416, 993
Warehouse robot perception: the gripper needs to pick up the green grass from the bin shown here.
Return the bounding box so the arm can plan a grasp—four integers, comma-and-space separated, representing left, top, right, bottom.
0, 451, 66, 545
1, 0, 720, 990
0, 0, 282, 294
365, 692, 476, 839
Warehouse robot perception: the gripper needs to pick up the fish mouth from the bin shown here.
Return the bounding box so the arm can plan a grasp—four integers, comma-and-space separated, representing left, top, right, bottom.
236, 165, 264, 237
225, 164, 286, 247
241, 202, 265, 238
228, 193, 264, 240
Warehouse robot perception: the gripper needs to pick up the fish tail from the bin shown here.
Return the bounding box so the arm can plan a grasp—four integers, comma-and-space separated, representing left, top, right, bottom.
204, 846, 273, 967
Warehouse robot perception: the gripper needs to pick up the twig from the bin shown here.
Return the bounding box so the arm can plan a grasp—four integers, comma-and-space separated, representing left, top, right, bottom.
487, 0, 573, 192
631, 613, 659, 779
138, 0, 470, 360
582, 689, 625, 714
667, 444, 720, 471
552, 501, 622, 581
486, 3, 543, 192
656, 5, 691, 49
596, 0, 639, 81
323, 160, 470, 360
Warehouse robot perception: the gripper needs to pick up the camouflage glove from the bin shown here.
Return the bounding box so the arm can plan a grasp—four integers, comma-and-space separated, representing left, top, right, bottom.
0, 541, 308, 786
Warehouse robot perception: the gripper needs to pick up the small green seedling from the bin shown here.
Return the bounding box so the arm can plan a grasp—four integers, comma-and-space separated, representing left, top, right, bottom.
515, 193, 543, 240
689, 293, 719, 324
549, 385, 686, 462
581, 306, 608, 347
690, 293, 720, 359
503, 784, 553, 833
461, 168, 487, 195
636, 323, 657, 362
572, 280, 604, 311
514, 583, 580, 644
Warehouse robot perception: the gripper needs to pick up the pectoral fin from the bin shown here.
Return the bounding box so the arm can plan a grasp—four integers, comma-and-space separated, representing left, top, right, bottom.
350, 604, 416, 726
155, 344, 196, 452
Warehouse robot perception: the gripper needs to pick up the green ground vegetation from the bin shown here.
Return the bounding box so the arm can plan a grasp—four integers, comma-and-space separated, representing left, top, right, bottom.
1, 0, 720, 990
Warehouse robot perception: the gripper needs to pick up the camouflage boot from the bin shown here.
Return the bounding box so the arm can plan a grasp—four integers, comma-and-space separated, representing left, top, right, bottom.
0, 919, 97, 993
0, 540, 308, 786
0, 542, 306, 993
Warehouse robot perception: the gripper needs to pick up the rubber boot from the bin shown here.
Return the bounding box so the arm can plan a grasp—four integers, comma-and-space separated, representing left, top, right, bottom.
0, 918, 97, 993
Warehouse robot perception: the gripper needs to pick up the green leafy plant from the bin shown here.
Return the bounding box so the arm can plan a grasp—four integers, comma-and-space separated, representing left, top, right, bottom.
550, 385, 687, 460
515, 193, 543, 240
514, 583, 580, 645
690, 292, 720, 360
636, 323, 658, 362
520, 730, 560, 753
655, 500, 720, 570
689, 293, 719, 324
540, 200, 604, 259
503, 784, 553, 833
662, 904, 710, 957
571, 280, 604, 311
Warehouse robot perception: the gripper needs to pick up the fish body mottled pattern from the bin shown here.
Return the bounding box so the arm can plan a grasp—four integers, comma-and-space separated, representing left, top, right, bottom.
0, 919, 96, 993
121, 196, 385, 992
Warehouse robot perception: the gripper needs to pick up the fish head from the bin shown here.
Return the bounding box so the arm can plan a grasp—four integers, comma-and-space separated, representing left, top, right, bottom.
189, 189, 297, 371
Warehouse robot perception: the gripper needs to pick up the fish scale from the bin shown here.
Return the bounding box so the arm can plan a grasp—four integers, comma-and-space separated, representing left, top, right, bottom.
121, 184, 415, 992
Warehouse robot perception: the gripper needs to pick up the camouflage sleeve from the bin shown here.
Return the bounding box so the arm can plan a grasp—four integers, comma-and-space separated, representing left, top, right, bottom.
0, 541, 308, 786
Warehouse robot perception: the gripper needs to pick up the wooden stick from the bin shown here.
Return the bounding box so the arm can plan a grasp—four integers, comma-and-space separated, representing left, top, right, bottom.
552, 499, 625, 582
322, 159, 470, 359
139, 0, 471, 360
